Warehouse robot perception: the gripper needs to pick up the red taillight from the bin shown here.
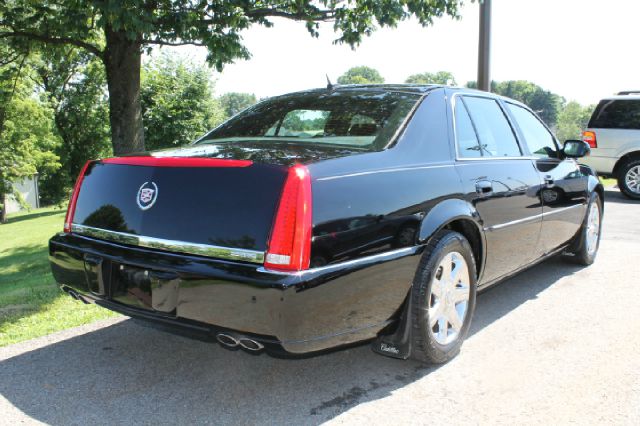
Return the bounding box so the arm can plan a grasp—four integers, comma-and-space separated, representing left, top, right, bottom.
265, 165, 312, 272
582, 131, 597, 148
101, 156, 252, 167
64, 160, 92, 233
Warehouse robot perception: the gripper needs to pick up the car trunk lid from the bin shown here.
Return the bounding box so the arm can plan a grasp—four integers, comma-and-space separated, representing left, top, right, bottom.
71, 156, 288, 262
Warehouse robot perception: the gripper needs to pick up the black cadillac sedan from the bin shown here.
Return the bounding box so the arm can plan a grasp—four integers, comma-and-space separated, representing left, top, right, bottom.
49, 85, 603, 363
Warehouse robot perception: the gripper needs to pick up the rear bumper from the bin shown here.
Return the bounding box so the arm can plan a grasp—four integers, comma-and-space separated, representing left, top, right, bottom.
581, 153, 616, 175
49, 233, 420, 354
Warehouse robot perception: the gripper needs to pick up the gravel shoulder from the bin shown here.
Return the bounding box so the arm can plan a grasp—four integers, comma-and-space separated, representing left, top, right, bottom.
1, 188, 638, 425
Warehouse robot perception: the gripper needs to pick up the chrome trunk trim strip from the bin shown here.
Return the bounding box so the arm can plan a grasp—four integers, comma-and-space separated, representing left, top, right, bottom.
70, 224, 265, 263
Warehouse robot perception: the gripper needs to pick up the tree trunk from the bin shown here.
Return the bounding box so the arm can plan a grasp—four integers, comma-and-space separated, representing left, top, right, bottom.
103, 28, 145, 155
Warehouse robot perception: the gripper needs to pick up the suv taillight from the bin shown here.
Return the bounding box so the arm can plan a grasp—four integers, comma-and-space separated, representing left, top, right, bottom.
582, 131, 597, 149
265, 165, 312, 272
63, 160, 92, 233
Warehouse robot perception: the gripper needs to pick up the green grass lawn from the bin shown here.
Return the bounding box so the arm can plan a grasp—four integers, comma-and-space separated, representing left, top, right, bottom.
0, 207, 118, 347
599, 177, 617, 187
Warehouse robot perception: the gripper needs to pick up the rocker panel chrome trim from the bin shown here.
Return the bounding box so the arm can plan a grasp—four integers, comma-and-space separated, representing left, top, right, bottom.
484, 204, 584, 232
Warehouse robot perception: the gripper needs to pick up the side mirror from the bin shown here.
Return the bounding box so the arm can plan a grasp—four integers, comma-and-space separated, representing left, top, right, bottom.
563, 140, 591, 158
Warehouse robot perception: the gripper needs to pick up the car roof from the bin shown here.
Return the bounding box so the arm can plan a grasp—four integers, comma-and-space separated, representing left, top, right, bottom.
598, 94, 640, 101
259, 84, 532, 113
276, 84, 442, 97
271, 84, 514, 101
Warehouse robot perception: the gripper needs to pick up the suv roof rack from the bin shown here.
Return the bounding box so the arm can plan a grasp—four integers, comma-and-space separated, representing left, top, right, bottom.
616, 90, 640, 95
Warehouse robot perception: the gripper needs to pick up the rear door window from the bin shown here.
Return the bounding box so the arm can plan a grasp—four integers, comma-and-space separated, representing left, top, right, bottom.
454, 100, 483, 158
463, 97, 522, 157
588, 100, 640, 129
506, 103, 559, 158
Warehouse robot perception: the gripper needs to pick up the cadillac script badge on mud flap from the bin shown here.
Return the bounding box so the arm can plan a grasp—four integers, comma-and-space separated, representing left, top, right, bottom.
137, 181, 158, 210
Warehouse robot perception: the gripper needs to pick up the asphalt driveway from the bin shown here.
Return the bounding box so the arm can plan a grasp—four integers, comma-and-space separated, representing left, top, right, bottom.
1, 187, 639, 425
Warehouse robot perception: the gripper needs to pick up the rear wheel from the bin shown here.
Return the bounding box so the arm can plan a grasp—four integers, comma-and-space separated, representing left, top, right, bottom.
617, 159, 640, 200
409, 231, 477, 364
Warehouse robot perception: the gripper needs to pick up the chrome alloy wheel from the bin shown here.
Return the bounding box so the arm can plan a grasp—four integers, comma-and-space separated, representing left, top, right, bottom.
586, 201, 601, 256
427, 251, 471, 345
625, 165, 640, 195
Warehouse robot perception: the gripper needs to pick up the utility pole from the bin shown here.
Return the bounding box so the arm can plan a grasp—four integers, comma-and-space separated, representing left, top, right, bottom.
477, 0, 492, 92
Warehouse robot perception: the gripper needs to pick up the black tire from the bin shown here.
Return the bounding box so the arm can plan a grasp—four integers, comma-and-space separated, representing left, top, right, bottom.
566, 192, 603, 265
617, 158, 640, 200
409, 230, 477, 364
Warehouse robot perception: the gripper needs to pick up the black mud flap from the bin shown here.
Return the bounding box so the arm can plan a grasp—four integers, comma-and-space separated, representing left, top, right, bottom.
371, 294, 413, 360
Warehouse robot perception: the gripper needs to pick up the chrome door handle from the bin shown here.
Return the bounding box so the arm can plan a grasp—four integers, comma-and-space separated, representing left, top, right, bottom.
475, 180, 493, 195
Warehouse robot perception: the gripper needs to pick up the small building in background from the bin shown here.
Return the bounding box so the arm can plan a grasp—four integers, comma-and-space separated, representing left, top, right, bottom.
5, 174, 40, 214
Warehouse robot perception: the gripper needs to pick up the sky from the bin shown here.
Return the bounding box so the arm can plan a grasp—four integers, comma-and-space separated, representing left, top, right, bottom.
161, 0, 640, 106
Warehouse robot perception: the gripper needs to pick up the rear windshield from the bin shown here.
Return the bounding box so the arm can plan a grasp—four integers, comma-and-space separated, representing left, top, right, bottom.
196, 90, 422, 151
588, 99, 640, 129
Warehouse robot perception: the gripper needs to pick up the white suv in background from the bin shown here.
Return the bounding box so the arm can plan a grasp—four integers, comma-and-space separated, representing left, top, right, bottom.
582, 91, 640, 199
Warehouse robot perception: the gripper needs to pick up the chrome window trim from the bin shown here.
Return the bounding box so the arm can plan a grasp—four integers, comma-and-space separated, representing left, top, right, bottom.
71, 224, 265, 263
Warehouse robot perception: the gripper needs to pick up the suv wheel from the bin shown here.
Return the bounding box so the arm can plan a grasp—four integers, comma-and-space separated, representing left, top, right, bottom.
409, 231, 477, 364
618, 159, 640, 200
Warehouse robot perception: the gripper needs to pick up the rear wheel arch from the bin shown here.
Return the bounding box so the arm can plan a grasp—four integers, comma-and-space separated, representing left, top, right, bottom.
418, 199, 485, 279
613, 150, 640, 176
613, 151, 640, 198
441, 219, 483, 278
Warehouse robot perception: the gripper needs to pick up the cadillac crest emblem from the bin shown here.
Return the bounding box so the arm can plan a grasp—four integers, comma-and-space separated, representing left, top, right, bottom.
136, 181, 158, 210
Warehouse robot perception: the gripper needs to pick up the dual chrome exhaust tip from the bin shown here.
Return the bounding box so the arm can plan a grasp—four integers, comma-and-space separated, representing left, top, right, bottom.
61, 286, 90, 304
216, 333, 264, 352
62, 286, 263, 351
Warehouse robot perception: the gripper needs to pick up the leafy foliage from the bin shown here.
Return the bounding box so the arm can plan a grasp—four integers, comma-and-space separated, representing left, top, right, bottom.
556, 101, 594, 142
0, 41, 60, 221
281, 110, 329, 132
405, 71, 457, 85
0, 75, 61, 221
219, 92, 257, 118
1, 0, 464, 154
141, 54, 225, 150
337, 66, 385, 85
32, 48, 112, 204
467, 80, 563, 127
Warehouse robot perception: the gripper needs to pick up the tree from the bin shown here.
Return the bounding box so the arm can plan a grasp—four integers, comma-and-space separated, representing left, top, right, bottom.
219, 92, 257, 118
467, 80, 563, 127
32, 47, 112, 204
337, 66, 385, 85
1, 1, 463, 155
556, 101, 594, 143
141, 54, 225, 151
0, 64, 60, 222
405, 71, 457, 85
